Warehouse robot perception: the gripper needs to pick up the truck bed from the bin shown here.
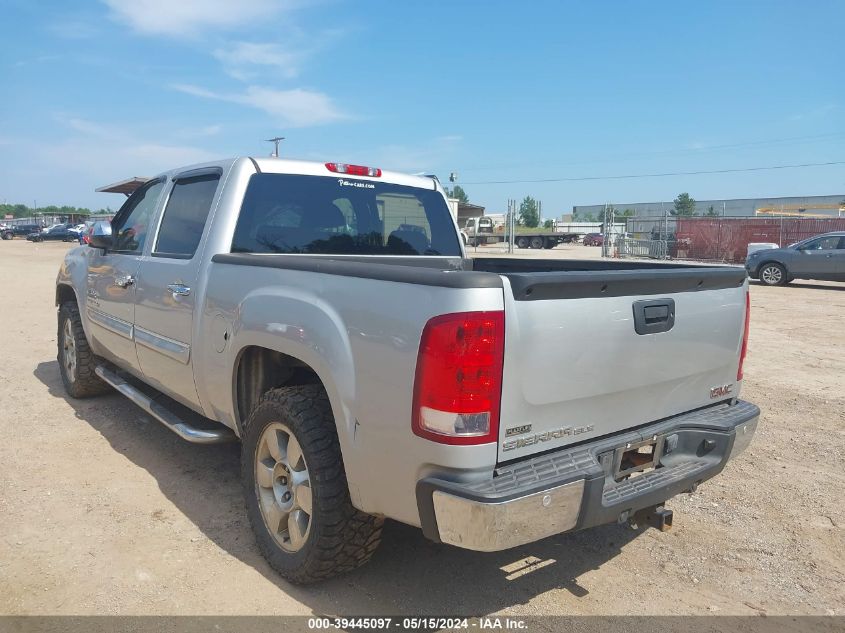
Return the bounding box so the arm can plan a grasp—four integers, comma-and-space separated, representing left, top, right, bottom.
210, 253, 748, 463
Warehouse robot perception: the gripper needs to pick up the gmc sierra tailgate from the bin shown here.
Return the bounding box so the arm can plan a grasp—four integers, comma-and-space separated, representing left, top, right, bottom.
472, 260, 749, 462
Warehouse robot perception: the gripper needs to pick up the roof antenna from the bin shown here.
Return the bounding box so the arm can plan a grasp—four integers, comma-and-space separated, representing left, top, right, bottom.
265, 136, 285, 158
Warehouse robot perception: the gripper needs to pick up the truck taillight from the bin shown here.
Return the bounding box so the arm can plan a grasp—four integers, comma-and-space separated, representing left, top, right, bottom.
412, 311, 505, 445
737, 290, 750, 381
325, 162, 382, 177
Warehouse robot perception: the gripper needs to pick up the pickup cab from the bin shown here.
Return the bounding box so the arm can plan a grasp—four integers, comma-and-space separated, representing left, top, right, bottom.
56, 157, 758, 583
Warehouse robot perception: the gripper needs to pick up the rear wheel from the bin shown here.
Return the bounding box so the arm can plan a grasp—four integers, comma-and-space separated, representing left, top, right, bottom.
242, 385, 383, 584
1, 232, 10, 240
516, 236, 529, 249
759, 262, 787, 286
530, 236, 544, 249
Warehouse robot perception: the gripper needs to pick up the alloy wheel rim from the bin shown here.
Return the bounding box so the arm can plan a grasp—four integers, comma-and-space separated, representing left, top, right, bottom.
255, 422, 312, 552
762, 266, 782, 284
63, 319, 77, 382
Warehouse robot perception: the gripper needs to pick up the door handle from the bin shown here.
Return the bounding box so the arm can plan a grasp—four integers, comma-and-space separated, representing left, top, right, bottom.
114, 275, 135, 288
167, 283, 191, 297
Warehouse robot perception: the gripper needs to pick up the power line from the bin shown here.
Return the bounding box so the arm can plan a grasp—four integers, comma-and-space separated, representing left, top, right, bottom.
457, 160, 845, 185
459, 131, 845, 172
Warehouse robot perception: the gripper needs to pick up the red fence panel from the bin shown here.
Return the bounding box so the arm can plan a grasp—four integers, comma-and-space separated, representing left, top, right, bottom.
674, 217, 845, 263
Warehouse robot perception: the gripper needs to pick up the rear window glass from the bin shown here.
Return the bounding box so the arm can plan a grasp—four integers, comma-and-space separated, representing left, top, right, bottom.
231, 174, 461, 256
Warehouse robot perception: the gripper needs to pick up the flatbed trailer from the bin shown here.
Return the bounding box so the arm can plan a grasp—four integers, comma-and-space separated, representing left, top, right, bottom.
468, 231, 582, 248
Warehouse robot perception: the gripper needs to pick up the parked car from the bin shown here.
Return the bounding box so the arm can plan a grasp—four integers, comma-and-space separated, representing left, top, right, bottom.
2, 223, 43, 240
583, 232, 604, 246
55, 157, 757, 583
71, 222, 94, 244
27, 223, 75, 242
745, 231, 845, 285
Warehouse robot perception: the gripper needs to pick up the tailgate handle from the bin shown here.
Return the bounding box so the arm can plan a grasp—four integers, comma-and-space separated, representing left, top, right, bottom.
633, 299, 675, 335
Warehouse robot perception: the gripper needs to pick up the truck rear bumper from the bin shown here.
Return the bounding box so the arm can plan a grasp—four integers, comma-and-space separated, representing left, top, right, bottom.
416, 400, 759, 552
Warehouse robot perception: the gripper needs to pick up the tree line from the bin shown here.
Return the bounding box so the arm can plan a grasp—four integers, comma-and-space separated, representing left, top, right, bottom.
0, 203, 114, 219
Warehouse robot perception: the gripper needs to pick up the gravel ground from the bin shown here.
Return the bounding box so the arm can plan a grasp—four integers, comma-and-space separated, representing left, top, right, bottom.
0, 239, 842, 616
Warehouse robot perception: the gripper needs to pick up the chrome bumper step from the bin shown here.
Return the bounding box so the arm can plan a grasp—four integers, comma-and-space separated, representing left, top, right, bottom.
95, 365, 236, 444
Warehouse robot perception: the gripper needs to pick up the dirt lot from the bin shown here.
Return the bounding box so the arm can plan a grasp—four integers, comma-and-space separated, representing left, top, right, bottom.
0, 239, 842, 616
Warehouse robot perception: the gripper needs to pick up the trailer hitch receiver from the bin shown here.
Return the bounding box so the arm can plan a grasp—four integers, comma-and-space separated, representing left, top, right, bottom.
630, 505, 673, 532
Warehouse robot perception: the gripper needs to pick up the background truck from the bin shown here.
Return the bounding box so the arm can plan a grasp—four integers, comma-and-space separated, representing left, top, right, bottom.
2, 223, 43, 240
55, 157, 758, 584
464, 216, 582, 248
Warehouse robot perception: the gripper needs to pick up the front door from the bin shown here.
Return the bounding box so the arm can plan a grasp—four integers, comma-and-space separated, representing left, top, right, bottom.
791, 235, 842, 280
86, 179, 166, 374
133, 169, 222, 410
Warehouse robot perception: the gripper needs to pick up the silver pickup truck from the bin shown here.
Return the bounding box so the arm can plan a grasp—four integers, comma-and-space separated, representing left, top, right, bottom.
56, 157, 758, 583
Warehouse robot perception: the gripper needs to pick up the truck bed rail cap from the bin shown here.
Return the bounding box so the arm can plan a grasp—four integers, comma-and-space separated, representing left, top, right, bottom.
211, 253, 504, 289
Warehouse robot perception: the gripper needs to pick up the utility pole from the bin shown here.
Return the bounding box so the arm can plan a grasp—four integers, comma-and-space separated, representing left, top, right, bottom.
265, 136, 285, 158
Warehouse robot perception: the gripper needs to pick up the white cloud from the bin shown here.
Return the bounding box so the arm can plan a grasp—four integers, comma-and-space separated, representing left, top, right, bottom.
102, 0, 288, 37
214, 42, 303, 80
50, 117, 217, 181
172, 83, 347, 127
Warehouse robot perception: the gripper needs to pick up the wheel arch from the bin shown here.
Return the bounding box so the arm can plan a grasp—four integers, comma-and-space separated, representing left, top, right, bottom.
233, 345, 323, 433
231, 341, 364, 508
756, 259, 787, 278
56, 283, 78, 307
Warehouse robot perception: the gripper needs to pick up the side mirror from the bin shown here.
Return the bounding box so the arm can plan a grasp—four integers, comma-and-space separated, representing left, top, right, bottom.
88, 221, 113, 250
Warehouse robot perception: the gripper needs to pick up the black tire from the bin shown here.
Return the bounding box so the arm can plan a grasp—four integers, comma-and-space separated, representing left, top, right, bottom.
758, 262, 787, 286
242, 385, 383, 584
57, 302, 111, 398
529, 236, 544, 249
543, 238, 555, 249
1, 232, 10, 240
516, 236, 529, 249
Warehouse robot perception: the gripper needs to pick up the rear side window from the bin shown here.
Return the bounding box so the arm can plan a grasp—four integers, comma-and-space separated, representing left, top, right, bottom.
231, 174, 461, 256
154, 173, 220, 258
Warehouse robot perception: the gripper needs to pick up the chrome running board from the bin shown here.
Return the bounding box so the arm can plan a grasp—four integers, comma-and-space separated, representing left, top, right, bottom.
95, 365, 236, 444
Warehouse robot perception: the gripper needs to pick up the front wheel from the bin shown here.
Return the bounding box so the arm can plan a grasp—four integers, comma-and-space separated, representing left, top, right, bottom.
242, 385, 383, 584
57, 302, 110, 398
759, 262, 787, 286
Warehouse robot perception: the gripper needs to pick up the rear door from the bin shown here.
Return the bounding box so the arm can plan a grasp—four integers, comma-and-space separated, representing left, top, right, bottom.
497, 274, 748, 462
133, 168, 222, 409
834, 236, 845, 281
86, 179, 166, 373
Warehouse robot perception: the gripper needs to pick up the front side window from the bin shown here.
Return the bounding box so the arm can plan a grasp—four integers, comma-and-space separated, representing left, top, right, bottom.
801, 236, 841, 251
231, 174, 461, 256
154, 173, 220, 258
111, 180, 165, 253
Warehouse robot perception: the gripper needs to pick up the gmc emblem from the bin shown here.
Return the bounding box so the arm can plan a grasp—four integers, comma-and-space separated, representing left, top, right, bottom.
710, 384, 733, 399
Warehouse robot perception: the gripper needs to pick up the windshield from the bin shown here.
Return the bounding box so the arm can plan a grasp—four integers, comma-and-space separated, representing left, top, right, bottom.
232, 174, 461, 256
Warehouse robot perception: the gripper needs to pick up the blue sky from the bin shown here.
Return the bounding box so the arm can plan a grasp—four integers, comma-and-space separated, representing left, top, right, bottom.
1, 0, 843, 214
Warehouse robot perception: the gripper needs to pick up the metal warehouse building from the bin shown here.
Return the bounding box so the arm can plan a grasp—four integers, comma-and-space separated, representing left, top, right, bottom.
573, 194, 845, 218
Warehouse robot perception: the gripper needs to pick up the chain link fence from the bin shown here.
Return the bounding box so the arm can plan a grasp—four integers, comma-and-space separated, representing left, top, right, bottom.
613, 216, 845, 263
